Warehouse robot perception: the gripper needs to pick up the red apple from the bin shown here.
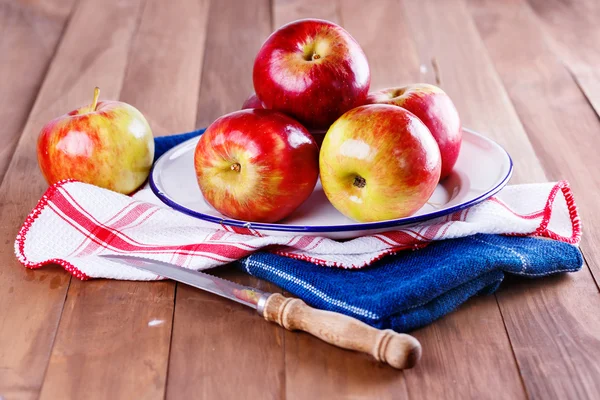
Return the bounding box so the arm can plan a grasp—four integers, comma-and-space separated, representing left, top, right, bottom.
320, 104, 441, 222
241, 93, 264, 109
366, 84, 461, 179
37, 87, 154, 194
239, 93, 331, 148
194, 109, 319, 223
253, 19, 370, 129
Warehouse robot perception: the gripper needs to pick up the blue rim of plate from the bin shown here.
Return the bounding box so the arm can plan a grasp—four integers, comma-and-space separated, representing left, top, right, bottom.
149, 127, 513, 233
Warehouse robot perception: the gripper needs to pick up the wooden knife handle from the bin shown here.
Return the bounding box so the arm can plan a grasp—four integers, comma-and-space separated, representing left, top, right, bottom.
261, 293, 421, 369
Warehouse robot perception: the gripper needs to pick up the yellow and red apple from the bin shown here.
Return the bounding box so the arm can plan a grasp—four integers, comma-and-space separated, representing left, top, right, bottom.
194, 109, 319, 223
253, 19, 370, 129
366, 84, 461, 179
320, 104, 441, 222
37, 87, 154, 194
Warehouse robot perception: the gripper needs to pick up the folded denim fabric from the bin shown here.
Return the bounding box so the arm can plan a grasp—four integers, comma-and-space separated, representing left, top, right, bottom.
237, 234, 583, 331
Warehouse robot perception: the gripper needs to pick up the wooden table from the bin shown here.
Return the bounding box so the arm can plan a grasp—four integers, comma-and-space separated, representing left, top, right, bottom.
2, 0, 600, 398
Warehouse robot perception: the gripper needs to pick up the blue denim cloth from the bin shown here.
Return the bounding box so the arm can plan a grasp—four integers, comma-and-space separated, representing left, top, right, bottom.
154, 133, 583, 332
154, 128, 206, 162
237, 235, 582, 332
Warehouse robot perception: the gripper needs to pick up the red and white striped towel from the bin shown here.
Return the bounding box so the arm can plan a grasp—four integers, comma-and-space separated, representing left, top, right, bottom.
15, 180, 580, 280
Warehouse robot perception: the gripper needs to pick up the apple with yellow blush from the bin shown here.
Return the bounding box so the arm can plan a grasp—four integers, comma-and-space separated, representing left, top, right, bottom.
37, 87, 154, 194
366, 84, 461, 179
319, 104, 441, 222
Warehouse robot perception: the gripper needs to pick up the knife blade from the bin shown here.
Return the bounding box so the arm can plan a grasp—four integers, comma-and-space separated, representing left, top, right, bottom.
100, 254, 270, 312
100, 254, 422, 370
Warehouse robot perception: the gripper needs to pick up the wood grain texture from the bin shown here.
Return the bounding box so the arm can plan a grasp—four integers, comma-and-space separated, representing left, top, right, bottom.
38, 0, 210, 398
194, 0, 272, 128
273, 0, 341, 25
468, 0, 600, 398
120, 0, 209, 137
405, 297, 529, 400
0, 0, 76, 184
165, 1, 285, 399
401, 0, 546, 184
571, 70, 600, 120
345, 1, 528, 398
525, 0, 600, 137
167, 267, 284, 399
525, 0, 600, 118
521, 0, 600, 285
40, 281, 175, 399
340, 0, 421, 89
527, 0, 600, 71
0, 0, 144, 397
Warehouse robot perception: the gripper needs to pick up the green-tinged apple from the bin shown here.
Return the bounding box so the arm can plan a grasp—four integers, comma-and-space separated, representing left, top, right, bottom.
37, 87, 154, 194
253, 19, 370, 129
241, 93, 264, 109
320, 104, 441, 222
194, 109, 319, 223
366, 84, 461, 179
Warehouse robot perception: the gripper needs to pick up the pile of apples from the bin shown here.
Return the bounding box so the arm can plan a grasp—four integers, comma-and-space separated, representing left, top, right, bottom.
195, 19, 462, 223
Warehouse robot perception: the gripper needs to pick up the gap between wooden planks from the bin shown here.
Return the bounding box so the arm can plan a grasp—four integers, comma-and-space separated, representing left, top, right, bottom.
0, 0, 94, 398
274, 1, 526, 399
467, 0, 600, 398
38, 0, 210, 398
0, 0, 76, 184
402, 1, 600, 399
164, 1, 286, 399
524, 0, 600, 287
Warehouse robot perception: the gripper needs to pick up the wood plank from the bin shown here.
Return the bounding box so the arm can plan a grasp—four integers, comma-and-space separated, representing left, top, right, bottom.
165, 1, 285, 399
341, 1, 527, 398
522, 0, 600, 285
526, 0, 600, 71
119, 0, 208, 137
0, 0, 76, 183
340, 0, 421, 89
525, 0, 600, 134
525, 0, 600, 118
40, 281, 175, 399
167, 268, 285, 399
571, 70, 600, 119
467, 0, 600, 398
194, 0, 271, 128
401, 0, 546, 184
273, 0, 340, 25
38, 0, 210, 398
0, 0, 145, 397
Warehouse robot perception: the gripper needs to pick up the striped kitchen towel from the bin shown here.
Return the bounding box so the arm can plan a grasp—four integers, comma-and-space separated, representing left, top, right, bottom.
15, 177, 580, 280
13, 132, 583, 331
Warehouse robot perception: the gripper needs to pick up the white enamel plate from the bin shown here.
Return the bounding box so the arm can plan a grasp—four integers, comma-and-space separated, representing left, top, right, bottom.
150, 128, 512, 239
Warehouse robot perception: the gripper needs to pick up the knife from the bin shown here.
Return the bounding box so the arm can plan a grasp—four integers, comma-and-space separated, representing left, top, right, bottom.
101, 254, 422, 369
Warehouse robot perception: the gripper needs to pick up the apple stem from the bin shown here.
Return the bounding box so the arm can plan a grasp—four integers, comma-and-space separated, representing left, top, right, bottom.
231, 163, 241, 172
353, 176, 366, 188
91, 87, 100, 111
431, 57, 442, 86
312, 53, 321, 61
